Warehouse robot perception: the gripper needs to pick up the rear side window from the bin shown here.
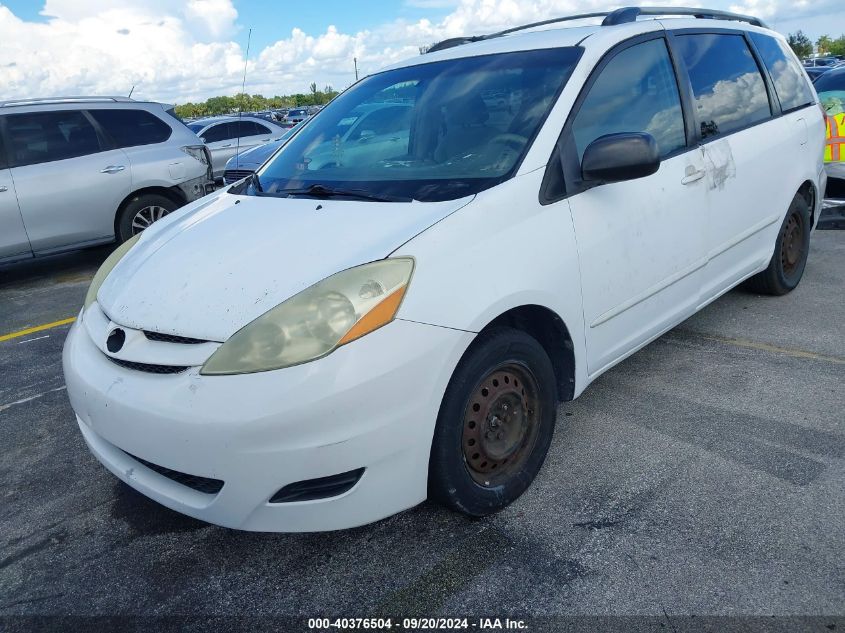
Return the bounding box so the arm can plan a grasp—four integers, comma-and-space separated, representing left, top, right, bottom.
5, 110, 103, 167
235, 120, 271, 137
572, 38, 686, 160
89, 109, 172, 148
813, 69, 845, 118
748, 33, 815, 113
675, 34, 771, 139
203, 123, 235, 143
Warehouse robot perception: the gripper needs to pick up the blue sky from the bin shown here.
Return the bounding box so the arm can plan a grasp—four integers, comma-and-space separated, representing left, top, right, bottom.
0, 0, 458, 52
0, 0, 843, 103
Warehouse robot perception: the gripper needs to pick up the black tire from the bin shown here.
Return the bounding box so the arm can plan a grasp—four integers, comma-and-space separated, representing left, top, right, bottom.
745, 193, 811, 296
428, 327, 557, 517
116, 194, 179, 242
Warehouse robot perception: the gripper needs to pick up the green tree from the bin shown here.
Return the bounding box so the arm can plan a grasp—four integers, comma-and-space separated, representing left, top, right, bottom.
830, 35, 845, 57
787, 30, 813, 58
171, 85, 346, 120
817, 35, 833, 55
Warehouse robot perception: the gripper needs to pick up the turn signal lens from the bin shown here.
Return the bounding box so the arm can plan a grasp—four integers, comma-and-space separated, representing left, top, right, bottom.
200, 258, 414, 375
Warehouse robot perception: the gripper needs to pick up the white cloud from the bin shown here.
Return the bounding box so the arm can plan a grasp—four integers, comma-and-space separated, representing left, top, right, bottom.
0, 0, 843, 105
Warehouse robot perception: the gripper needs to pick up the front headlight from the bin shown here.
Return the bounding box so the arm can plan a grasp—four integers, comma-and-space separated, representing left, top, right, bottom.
200, 258, 414, 375
83, 234, 142, 310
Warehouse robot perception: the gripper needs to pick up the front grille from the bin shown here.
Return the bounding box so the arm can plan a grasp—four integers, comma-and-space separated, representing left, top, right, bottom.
107, 356, 188, 374
123, 451, 224, 495
269, 468, 365, 503
143, 330, 208, 345
223, 169, 253, 184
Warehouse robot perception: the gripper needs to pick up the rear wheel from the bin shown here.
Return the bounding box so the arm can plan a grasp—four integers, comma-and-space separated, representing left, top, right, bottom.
746, 192, 811, 295
116, 194, 178, 242
428, 327, 557, 517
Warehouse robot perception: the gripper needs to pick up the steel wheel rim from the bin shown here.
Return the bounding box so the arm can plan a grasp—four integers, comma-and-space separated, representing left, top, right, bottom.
780, 212, 804, 276
131, 205, 170, 235
462, 363, 541, 487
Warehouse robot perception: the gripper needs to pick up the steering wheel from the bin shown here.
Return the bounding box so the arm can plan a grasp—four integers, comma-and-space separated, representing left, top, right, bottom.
488, 133, 529, 149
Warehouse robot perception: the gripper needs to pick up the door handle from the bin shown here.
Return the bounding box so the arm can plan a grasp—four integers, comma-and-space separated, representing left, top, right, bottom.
681, 167, 705, 185
0, 185, 7, 193
220, 144, 233, 148
100, 165, 126, 174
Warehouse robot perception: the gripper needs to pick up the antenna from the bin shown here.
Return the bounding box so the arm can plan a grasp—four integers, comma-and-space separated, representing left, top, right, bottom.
354, 57, 359, 81
235, 28, 252, 169
128, 85, 135, 98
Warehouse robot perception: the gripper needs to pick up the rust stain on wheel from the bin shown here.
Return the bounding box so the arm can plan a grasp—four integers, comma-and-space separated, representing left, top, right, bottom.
461, 363, 541, 487
781, 212, 804, 276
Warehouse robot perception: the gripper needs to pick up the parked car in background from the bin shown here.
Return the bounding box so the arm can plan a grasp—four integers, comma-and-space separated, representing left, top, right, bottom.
65, 8, 826, 532
187, 116, 287, 180
250, 111, 277, 123
815, 66, 845, 187
0, 96, 213, 263
283, 109, 309, 125
806, 66, 831, 82
222, 123, 301, 184
804, 57, 839, 68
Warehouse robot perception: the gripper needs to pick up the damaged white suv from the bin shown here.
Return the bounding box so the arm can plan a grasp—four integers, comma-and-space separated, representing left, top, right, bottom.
64, 8, 826, 532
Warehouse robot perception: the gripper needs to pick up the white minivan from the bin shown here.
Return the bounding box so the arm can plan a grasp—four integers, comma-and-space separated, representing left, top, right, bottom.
64, 8, 826, 532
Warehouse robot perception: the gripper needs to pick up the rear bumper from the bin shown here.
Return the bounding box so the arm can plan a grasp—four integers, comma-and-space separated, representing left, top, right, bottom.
176, 173, 215, 203
63, 315, 472, 532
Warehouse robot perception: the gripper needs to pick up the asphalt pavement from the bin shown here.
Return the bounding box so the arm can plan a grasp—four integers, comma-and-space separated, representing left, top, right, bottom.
0, 228, 842, 631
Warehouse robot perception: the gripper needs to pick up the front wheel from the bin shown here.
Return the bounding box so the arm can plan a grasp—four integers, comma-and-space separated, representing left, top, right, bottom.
746, 192, 811, 295
428, 327, 558, 517
116, 194, 178, 242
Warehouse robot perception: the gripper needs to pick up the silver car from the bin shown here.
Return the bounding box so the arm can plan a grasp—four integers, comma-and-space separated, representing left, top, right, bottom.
222, 123, 302, 184
0, 96, 213, 263
187, 116, 287, 180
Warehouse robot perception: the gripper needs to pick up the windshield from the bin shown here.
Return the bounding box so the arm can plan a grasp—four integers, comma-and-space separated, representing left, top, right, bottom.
243, 47, 582, 202
815, 70, 845, 115
187, 122, 206, 134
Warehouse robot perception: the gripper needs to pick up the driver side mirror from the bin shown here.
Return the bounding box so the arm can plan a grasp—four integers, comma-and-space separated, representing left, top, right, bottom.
581, 132, 660, 184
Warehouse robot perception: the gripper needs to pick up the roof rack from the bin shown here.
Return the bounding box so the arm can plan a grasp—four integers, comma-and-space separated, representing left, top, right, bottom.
0, 96, 136, 108
426, 6, 767, 53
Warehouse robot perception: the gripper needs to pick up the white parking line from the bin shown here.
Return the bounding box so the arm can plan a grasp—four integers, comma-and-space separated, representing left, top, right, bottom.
0, 386, 67, 414
17, 335, 50, 344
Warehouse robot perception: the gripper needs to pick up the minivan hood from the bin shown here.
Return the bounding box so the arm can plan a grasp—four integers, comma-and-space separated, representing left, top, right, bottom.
98, 191, 472, 341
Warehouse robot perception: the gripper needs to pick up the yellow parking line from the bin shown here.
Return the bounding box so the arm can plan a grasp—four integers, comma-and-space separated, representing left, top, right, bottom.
0, 317, 76, 343
675, 331, 845, 365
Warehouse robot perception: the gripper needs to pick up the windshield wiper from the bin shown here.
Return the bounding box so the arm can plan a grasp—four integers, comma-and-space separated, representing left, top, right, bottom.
275, 183, 409, 203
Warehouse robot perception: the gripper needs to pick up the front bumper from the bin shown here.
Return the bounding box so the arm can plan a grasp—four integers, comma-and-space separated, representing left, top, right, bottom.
63, 315, 472, 532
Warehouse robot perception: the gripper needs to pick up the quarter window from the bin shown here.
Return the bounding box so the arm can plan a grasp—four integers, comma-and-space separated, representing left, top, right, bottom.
572, 38, 686, 161
748, 33, 815, 113
5, 110, 103, 167
675, 34, 771, 139
89, 109, 172, 148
